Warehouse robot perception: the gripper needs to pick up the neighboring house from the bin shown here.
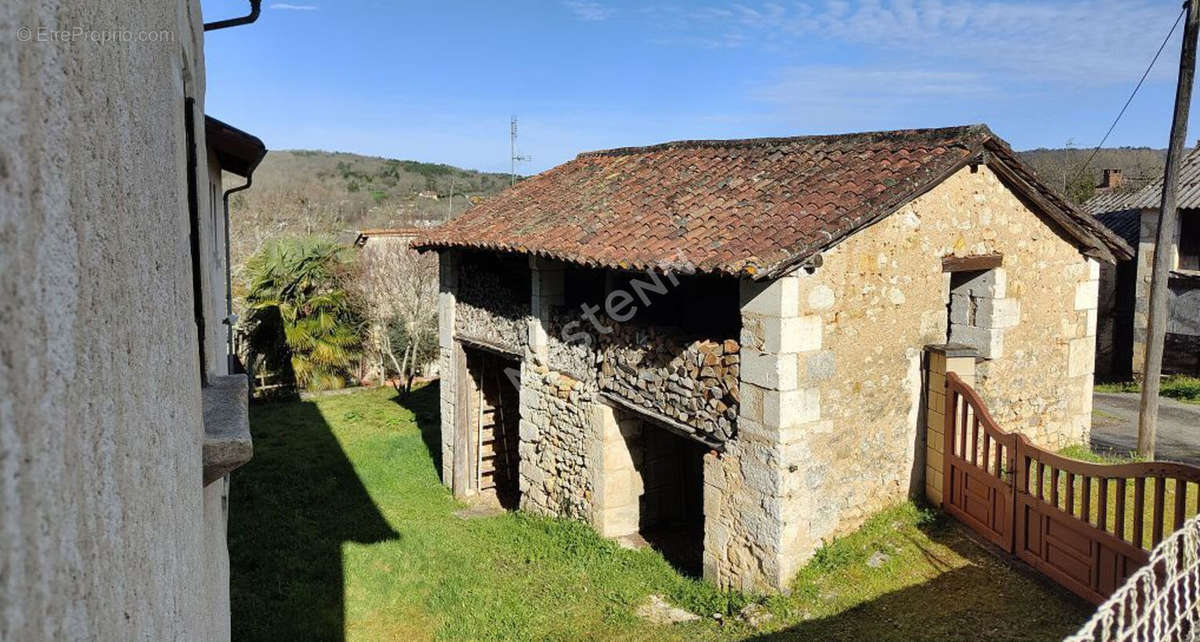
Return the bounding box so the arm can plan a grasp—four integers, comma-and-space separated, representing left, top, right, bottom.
2, 2, 264, 639
1087, 150, 1200, 377
354, 227, 422, 248
415, 125, 1132, 592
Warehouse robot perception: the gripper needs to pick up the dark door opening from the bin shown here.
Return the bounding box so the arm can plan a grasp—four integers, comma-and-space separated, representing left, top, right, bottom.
465, 348, 521, 510
636, 425, 706, 577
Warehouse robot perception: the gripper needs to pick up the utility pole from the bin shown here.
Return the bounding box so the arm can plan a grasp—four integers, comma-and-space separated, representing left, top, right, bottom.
1138, 0, 1199, 458
446, 178, 455, 220
510, 115, 531, 186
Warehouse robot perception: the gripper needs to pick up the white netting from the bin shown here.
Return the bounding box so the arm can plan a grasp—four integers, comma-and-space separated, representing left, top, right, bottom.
1066, 514, 1200, 642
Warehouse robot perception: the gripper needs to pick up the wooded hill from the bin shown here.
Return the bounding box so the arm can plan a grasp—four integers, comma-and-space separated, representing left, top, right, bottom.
228, 150, 513, 273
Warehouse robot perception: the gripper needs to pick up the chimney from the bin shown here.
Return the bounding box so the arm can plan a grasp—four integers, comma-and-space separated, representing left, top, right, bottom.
1100, 168, 1123, 190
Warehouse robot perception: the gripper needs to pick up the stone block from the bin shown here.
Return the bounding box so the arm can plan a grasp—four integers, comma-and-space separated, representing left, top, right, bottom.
738, 382, 765, 423
762, 387, 820, 428
741, 349, 799, 390
703, 482, 722, 517
977, 297, 1020, 329
1068, 337, 1095, 378
596, 503, 639, 537
953, 268, 1006, 298
1086, 308, 1098, 337
763, 314, 822, 354
519, 419, 541, 443
1087, 258, 1101, 281
1075, 279, 1099, 311
740, 275, 799, 318
438, 290, 456, 348
949, 324, 1002, 359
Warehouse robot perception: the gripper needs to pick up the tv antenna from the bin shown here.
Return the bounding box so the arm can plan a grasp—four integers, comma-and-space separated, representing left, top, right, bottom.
510, 116, 531, 186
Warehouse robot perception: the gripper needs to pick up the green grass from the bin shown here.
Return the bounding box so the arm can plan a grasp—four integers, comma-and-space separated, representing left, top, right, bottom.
230, 385, 1091, 641
1095, 376, 1200, 403
1044, 446, 1198, 550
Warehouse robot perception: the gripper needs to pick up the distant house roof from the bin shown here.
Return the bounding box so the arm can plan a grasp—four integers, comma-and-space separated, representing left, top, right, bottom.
1086, 147, 1200, 215
354, 227, 421, 247
1093, 209, 1142, 248
415, 125, 1131, 278
205, 115, 267, 177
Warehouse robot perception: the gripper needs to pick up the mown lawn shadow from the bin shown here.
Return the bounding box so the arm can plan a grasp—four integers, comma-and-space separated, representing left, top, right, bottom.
749, 519, 1092, 642
229, 398, 399, 641
396, 381, 442, 479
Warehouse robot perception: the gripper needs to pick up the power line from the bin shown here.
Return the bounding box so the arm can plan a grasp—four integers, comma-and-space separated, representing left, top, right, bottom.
1072, 6, 1186, 184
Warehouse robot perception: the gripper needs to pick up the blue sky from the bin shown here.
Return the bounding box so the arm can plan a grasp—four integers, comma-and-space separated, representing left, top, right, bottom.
203, 0, 1197, 174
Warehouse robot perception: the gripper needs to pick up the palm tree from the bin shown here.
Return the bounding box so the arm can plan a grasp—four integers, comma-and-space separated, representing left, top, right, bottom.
241, 237, 362, 391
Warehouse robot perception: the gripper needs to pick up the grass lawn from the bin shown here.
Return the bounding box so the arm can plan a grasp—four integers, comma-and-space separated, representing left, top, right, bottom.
1049, 446, 1198, 549
230, 384, 1092, 641
1094, 376, 1200, 403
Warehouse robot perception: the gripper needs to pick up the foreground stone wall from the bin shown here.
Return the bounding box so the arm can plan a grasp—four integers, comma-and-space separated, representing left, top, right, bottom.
1, 1, 235, 639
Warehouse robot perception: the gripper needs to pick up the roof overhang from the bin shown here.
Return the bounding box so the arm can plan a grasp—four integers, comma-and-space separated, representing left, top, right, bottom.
205, 115, 267, 178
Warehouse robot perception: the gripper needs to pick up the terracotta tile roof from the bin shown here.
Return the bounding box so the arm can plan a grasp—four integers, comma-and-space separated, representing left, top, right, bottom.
416, 125, 1132, 277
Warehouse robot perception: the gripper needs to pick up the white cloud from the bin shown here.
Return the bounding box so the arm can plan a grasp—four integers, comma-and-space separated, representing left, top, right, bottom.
564, 1, 613, 21
648, 0, 1183, 88
269, 3, 318, 10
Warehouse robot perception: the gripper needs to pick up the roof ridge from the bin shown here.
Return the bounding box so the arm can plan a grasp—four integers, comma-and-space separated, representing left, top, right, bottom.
576, 124, 991, 159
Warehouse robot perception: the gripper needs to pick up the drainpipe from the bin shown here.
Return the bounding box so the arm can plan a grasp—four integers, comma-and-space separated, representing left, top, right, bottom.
223, 176, 254, 373
205, 0, 262, 31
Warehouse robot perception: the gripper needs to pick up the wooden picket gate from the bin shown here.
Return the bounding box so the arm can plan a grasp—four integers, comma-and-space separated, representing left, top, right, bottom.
943, 372, 1200, 604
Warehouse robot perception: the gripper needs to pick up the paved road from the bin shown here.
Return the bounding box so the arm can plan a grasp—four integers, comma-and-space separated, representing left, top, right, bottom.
1091, 393, 1200, 465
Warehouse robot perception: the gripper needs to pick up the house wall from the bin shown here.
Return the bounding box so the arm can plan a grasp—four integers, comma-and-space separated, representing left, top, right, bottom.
734, 164, 1098, 589
2, 1, 236, 639
1133, 208, 1200, 375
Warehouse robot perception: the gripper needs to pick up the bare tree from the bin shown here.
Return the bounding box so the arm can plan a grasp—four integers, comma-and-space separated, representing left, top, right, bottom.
350, 238, 439, 391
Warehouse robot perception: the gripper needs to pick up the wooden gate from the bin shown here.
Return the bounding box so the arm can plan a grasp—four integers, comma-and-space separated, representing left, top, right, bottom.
943, 372, 1200, 604
942, 375, 1016, 551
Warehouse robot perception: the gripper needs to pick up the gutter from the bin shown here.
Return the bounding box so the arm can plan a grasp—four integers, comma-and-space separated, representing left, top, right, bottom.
205, 0, 262, 31
223, 175, 254, 372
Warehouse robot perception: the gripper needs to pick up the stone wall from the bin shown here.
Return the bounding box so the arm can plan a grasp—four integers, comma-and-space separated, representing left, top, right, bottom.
517, 362, 595, 520
775, 164, 1097, 565
715, 164, 1102, 592
1, 1, 236, 639
545, 310, 740, 443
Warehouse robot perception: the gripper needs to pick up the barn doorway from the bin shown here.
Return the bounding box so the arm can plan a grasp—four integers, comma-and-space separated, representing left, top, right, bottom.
463, 347, 521, 510
634, 422, 707, 577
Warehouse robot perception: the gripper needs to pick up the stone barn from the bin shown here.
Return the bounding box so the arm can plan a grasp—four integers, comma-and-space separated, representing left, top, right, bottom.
414, 125, 1132, 592
1087, 150, 1200, 378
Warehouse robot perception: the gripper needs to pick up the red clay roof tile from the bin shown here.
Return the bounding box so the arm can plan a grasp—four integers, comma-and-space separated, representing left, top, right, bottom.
415, 125, 1132, 277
